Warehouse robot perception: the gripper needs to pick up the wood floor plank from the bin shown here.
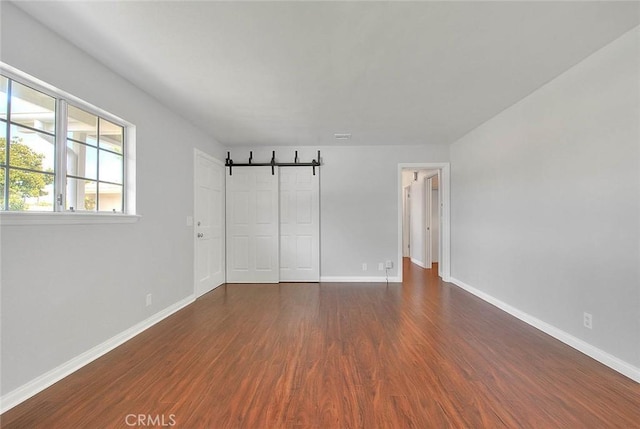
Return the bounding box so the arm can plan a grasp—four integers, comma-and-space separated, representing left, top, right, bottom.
2, 259, 639, 428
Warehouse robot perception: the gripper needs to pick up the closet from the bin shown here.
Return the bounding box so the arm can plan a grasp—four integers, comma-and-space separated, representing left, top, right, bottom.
225, 152, 320, 283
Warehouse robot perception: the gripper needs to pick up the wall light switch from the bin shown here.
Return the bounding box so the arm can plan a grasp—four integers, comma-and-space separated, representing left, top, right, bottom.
583, 312, 593, 329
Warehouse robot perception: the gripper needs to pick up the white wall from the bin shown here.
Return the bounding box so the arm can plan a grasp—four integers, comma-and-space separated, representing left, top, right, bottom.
229, 146, 449, 280
450, 27, 640, 370
0, 3, 225, 396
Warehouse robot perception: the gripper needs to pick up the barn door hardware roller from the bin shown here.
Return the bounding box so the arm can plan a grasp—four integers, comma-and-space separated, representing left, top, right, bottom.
225, 150, 321, 176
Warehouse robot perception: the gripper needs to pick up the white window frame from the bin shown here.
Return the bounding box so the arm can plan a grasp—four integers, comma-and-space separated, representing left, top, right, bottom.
0, 63, 139, 225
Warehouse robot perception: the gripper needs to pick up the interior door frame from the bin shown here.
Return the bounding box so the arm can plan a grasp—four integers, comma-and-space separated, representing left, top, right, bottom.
397, 163, 450, 282
193, 148, 226, 297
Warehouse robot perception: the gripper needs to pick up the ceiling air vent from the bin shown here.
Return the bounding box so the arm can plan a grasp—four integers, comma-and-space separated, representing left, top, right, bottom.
334, 133, 352, 140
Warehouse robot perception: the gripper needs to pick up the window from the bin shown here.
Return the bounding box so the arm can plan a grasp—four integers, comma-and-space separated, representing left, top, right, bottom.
0, 76, 56, 211
0, 67, 132, 216
66, 105, 124, 212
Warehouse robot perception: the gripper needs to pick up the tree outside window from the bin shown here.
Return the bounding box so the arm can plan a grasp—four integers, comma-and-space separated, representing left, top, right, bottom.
0, 136, 54, 210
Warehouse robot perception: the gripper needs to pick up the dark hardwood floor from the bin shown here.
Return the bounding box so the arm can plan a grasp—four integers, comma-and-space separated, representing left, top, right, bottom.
2, 259, 639, 428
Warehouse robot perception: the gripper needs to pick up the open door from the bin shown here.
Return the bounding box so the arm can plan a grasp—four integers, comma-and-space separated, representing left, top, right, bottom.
409, 178, 424, 267
424, 177, 433, 269
409, 175, 433, 269
403, 186, 410, 257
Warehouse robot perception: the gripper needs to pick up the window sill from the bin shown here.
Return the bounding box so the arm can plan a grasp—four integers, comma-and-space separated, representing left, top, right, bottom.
0, 212, 142, 226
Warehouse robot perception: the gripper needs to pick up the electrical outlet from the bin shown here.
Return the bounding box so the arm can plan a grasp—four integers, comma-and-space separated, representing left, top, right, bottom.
362, 263, 367, 271
385, 260, 393, 269
378, 262, 384, 271
146, 294, 152, 307
583, 312, 592, 329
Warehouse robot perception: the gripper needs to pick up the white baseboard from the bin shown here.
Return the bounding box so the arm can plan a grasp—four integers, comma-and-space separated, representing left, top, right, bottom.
449, 277, 640, 383
410, 257, 426, 268
320, 276, 401, 283
0, 295, 196, 414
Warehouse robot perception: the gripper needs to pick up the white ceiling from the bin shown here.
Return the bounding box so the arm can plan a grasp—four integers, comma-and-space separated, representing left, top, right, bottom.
12, 1, 640, 147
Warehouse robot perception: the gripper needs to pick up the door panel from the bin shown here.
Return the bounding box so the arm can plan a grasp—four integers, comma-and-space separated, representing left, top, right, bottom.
255, 236, 273, 270
424, 177, 433, 269
233, 192, 250, 224
409, 179, 425, 268
280, 168, 319, 282
226, 167, 279, 283
296, 235, 313, 268
403, 186, 410, 257
232, 236, 250, 270
297, 191, 312, 223
256, 191, 273, 224
194, 151, 225, 297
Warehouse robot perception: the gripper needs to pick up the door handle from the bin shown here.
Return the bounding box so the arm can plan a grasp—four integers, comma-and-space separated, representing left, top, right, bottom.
197, 233, 204, 238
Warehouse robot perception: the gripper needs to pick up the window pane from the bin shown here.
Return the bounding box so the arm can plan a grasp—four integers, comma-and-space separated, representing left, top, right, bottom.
66, 177, 96, 211
67, 140, 97, 180
99, 118, 123, 154
98, 150, 123, 184
67, 104, 97, 145
9, 125, 55, 172
8, 168, 54, 211
98, 182, 122, 212
0, 76, 8, 120
10, 80, 56, 134
0, 120, 6, 166
0, 168, 5, 210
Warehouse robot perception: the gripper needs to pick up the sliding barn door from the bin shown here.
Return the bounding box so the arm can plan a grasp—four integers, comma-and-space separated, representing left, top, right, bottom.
226, 167, 279, 283
279, 168, 320, 282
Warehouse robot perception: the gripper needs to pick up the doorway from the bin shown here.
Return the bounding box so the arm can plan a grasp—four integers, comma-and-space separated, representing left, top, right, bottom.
397, 163, 450, 283
404, 171, 436, 269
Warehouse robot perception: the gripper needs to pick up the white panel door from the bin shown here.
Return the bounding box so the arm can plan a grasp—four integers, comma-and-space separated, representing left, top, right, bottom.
226, 167, 279, 283
424, 177, 433, 269
409, 178, 425, 268
403, 186, 410, 257
280, 168, 320, 282
194, 150, 225, 297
